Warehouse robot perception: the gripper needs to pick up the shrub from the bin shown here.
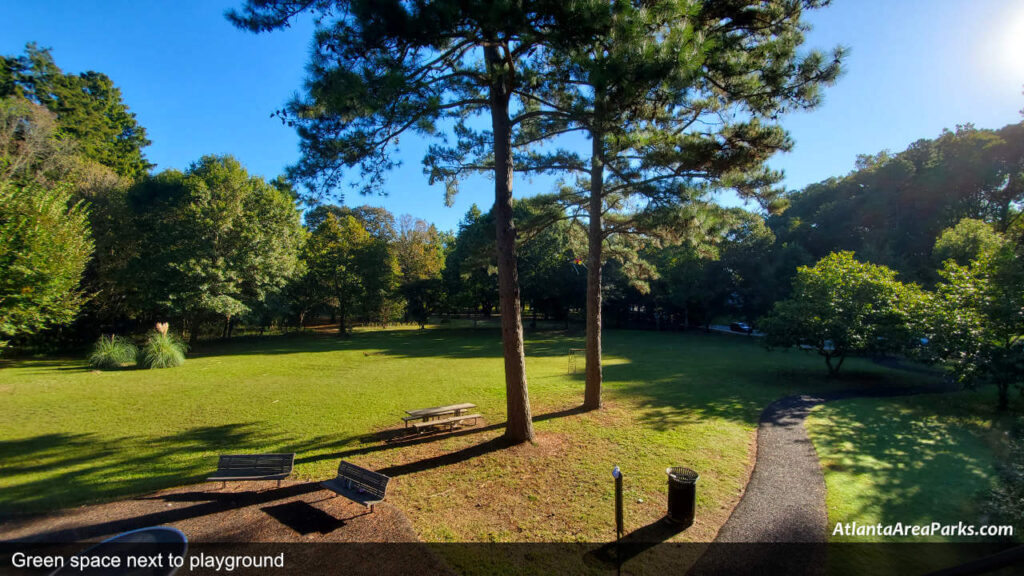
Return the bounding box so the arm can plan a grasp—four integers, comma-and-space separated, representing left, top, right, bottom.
139, 331, 187, 369
88, 335, 138, 369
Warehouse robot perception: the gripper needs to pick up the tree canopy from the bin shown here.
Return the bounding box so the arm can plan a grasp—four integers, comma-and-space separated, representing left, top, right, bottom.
761, 251, 922, 376
2, 44, 152, 180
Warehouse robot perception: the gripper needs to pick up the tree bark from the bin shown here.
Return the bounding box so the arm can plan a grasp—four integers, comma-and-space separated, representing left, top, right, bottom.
584, 127, 604, 410
825, 353, 845, 377
486, 44, 534, 443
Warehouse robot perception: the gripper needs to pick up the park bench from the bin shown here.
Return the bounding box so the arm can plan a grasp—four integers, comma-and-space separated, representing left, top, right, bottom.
321, 460, 391, 513
409, 413, 482, 433
207, 453, 294, 489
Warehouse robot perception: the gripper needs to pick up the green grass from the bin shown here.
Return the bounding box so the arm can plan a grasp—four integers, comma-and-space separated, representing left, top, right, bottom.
806, 390, 1020, 575
1, 327, 927, 549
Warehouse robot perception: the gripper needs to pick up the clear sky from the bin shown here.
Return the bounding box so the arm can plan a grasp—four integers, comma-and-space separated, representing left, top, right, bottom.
2, 0, 1022, 231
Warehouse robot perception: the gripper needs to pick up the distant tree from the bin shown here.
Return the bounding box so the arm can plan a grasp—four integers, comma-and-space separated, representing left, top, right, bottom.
773, 122, 1024, 282
395, 215, 446, 282
443, 205, 499, 317
932, 218, 1006, 267
305, 204, 397, 241
717, 211, 790, 323
923, 244, 1023, 411
1, 44, 152, 180
761, 252, 922, 376
304, 213, 391, 334
126, 156, 304, 340
0, 179, 92, 349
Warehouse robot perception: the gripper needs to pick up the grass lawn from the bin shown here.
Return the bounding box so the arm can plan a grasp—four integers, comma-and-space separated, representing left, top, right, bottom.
2, 327, 927, 550
806, 389, 1021, 575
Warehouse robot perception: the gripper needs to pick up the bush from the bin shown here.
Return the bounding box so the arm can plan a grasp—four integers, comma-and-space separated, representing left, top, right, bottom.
88, 335, 138, 369
139, 331, 187, 369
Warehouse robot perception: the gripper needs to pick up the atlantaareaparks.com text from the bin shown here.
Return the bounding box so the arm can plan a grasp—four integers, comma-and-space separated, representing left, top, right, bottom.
833, 521, 1014, 538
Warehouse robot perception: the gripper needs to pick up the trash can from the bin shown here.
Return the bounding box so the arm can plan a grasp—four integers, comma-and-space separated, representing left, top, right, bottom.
666, 467, 699, 526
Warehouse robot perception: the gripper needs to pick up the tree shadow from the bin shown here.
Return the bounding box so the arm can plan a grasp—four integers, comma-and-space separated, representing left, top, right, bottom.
186, 329, 585, 362
295, 405, 588, 467
8, 482, 325, 543
808, 395, 998, 535
0, 423, 297, 518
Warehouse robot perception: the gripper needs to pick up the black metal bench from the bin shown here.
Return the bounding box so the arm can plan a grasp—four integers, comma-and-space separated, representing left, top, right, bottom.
321, 460, 391, 513
207, 453, 295, 488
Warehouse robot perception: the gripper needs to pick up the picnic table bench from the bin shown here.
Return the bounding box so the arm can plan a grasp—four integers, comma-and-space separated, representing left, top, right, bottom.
321, 460, 391, 513
409, 412, 482, 433
402, 402, 477, 428
208, 453, 294, 489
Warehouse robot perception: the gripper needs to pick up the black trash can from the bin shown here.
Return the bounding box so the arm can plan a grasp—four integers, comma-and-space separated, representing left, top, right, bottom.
666, 467, 699, 526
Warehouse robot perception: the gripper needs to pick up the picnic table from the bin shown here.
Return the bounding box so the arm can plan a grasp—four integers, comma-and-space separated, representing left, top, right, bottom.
402, 402, 478, 430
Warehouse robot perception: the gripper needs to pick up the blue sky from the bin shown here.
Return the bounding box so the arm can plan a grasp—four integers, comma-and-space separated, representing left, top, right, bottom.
2, 0, 1023, 231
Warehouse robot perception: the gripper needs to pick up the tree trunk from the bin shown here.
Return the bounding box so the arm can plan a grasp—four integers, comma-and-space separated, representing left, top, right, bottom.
825, 353, 845, 377
584, 127, 604, 411
486, 44, 534, 443
997, 381, 1009, 412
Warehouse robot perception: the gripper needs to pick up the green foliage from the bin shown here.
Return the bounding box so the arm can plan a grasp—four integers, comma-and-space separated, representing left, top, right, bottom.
933, 218, 1005, 267
761, 252, 923, 376
304, 212, 400, 332
1, 44, 152, 180
0, 179, 93, 349
125, 155, 305, 336
88, 335, 138, 369
922, 243, 1024, 410
442, 205, 498, 315
139, 330, 187, 369
773, 122, 1024, 282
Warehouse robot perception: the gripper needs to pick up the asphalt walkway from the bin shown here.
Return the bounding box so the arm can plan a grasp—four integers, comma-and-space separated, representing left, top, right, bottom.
689, 376, 953, 575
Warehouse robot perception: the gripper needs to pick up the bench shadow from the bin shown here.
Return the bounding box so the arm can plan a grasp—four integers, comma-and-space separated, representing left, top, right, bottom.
261, 500, 346, 535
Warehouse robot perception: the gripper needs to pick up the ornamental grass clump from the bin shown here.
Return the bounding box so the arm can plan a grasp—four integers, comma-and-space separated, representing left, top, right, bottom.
139, 322, 187, 369
88, 335, 138, 370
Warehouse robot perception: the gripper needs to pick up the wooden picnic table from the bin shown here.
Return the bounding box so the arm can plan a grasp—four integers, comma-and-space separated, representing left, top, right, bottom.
405, 402, 476, 418
403, 403, 477, 428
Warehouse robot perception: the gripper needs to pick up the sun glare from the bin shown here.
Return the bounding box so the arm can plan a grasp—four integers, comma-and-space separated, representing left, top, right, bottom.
1000, 6, 1024, 79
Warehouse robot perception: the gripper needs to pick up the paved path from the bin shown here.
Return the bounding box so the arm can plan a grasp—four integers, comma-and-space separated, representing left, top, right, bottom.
689, 378, 954, 575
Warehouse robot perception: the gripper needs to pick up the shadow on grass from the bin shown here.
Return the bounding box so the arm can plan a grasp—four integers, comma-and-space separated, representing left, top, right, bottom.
8, 482, 325, 543
0, 328, 945, 524
586, 518, 689, 568
187, 328, 587, 362
0, 423, 306, 518
808, 395, 998, 533
296, 405, 590, 467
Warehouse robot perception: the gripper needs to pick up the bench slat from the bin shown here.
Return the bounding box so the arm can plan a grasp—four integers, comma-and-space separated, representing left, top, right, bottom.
209, 453, 294, 482
410, 413, 481, 430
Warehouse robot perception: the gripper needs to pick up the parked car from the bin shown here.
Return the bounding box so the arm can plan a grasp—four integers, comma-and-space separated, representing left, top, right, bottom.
729, 322, 753, 334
